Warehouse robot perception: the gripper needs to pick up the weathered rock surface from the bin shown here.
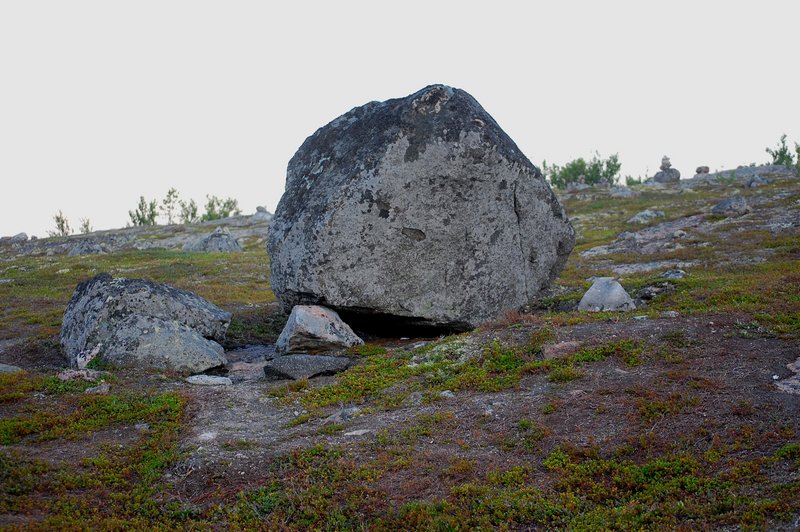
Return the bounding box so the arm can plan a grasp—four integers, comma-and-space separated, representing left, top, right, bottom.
609, 186, 639, 198
60, 273, 230, 373
186, 375, 233, 386
653, 155, 681, 184
183, 227, 242, 252
628, 209, 665, 224
276, 305, 363, 354
268, 84, 575, 330
68, 240, 107, 257
712, 195, 750, 217
263, 354, 352, 380
578, 278, 636, 312
0, 363, 23, 373
653, 168, 681, 184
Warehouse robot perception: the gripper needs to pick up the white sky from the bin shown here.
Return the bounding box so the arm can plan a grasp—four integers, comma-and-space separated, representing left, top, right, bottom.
1, 1, 799, 237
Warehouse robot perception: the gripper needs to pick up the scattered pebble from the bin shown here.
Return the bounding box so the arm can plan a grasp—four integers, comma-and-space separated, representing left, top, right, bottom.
633, 315, 648, 321
56, 268, 71, 274
344, 429, 371, 437
660, 269, 686, 279
185, 375, 233, 386
439, 390, 455, 398
660, 311, 680, 318
197, 431, 217, 442
772, 375, 780, 381
57, 368, 108, 382
84, 382, 111, 394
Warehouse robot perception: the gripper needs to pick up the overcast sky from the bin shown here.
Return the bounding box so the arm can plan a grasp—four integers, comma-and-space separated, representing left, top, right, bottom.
1, 1, 798, 237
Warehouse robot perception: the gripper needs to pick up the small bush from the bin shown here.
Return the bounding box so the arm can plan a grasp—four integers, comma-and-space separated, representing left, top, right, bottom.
543, 152, 621, 188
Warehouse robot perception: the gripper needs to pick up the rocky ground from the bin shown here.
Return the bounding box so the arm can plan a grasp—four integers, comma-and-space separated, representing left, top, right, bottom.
1, 167, 799, 529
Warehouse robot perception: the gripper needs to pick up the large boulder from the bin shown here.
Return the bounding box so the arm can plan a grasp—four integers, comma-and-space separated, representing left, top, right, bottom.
276, 305, 363, 354
60, 273, 230, 373
268, 84, 575, 330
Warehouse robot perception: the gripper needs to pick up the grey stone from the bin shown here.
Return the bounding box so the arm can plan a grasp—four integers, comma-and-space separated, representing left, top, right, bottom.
183, 227, 242, 252
653, 168, 681, 184
56, 368, 109, 381
578, 278, 636, 312
325, 406, 361, 423
268, 84, 575, 330
276, 305, 363, 354
711, 195, 750, 216
185, 375, 233, 386
627, 209, 665, 224
660, 156, 673, 171
68, 240, 106, 257
253, 207, 273, 222
695, 166, 710, 174
263, 354, 352, 380
747, 175, 769, 188
439, 390, 456, 398
84, 382, 111, 394
10, 233, 28, 243
661, 269, 686, 279
60, 273, 230, 373
0, 363, 23, 373
609, 186, 639, 198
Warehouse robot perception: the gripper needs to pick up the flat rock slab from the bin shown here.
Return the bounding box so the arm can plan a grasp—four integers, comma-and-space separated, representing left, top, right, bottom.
186, 375, 233, 386
0, 363, 23, 373
263, 354, 352, 381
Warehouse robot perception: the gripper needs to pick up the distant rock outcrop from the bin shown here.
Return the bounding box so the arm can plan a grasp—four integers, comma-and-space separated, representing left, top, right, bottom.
268, 84, 575, 331
183, 227, 242, 252
60, 273, 230, 373
652, 155, 681, 184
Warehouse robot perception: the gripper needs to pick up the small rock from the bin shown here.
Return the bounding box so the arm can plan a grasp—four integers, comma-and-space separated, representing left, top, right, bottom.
403, 392, 424, 408
660, 269, 686, 279
252, 207, 273, 222
695, 166, 710, 174
609, 186, 639, 198
711, 195, 750, 217
653, 156, 681, 184
660, 311, 680, 318
0, 363, 23, 373
326, 406, 361, 424
344, 429, 371, 437
542, 341, 581, 360
56, 368, 109, 382
638, 282, 676, 300
263, 354, 352, 380
578, 278, 636, 312
439, 390, 455, 398
747, 175, 769, 188
672, 230, 687, 239
10, 232, 28, 243
135, 422, 150, 431
276, 305, 363, 354
185, 375, 233, 386
84, 382, 111, 394
632, 315, 648, 321
627, 209, 665, 224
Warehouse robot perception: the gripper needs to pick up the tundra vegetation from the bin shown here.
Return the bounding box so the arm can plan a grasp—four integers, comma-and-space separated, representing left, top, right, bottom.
3, 155, 800, 529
